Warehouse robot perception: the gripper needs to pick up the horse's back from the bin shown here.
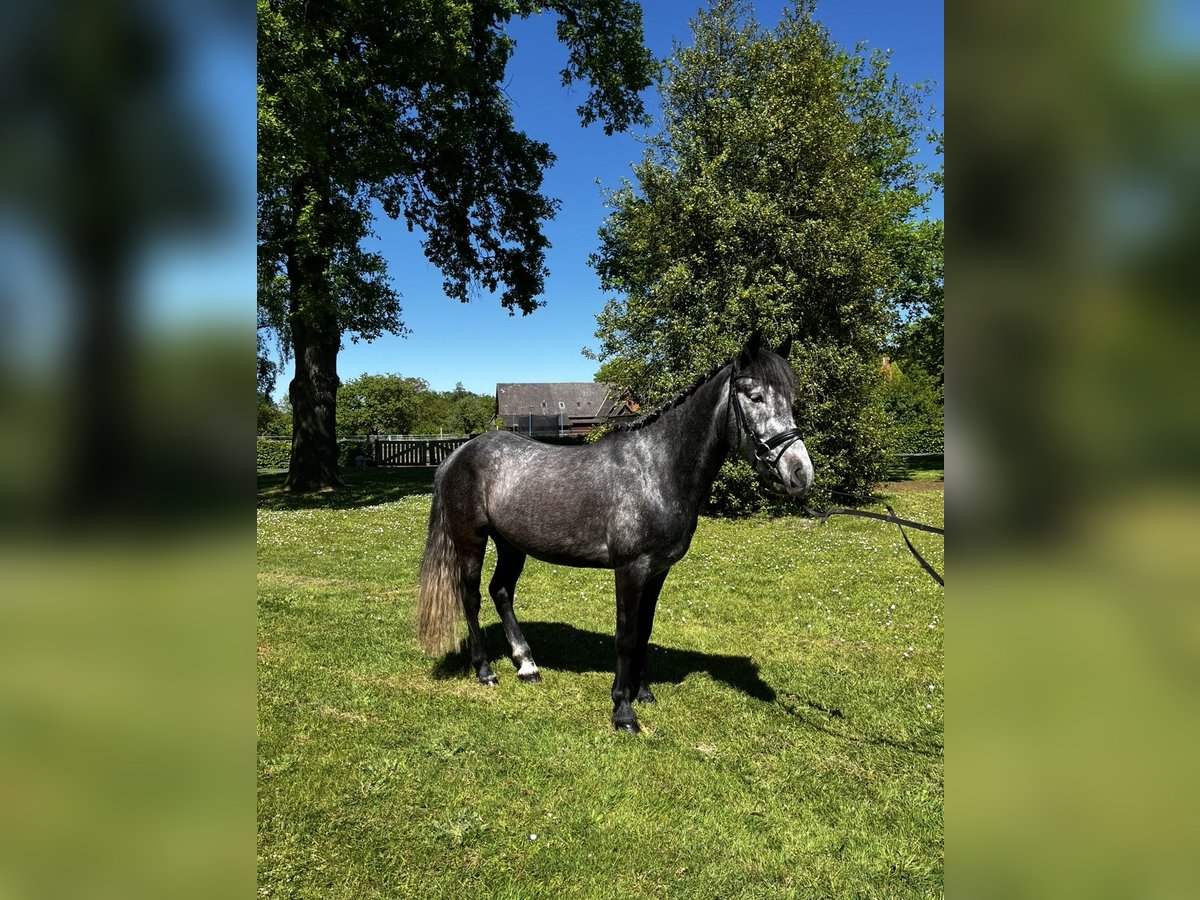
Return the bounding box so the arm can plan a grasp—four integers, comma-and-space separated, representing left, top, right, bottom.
438, 431, 615, 566
441, 431, 563, 488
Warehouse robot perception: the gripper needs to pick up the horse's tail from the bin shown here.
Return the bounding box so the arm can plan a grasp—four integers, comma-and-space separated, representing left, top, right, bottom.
416, 489, 463, 655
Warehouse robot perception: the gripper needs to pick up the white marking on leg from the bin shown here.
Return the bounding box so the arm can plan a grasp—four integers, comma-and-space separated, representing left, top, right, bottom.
516, 658, 540, 679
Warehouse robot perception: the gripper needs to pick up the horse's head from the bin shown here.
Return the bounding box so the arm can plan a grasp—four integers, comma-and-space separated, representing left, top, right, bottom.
728, 333, 814, 496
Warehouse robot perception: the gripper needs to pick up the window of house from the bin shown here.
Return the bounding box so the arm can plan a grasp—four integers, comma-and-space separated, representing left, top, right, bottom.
558, 401, 565, 409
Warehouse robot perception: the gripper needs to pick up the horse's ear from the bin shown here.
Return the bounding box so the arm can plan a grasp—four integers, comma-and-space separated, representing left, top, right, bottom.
737, 331, 762, 369
776, 335, 793, 358
739, 333, 758, 362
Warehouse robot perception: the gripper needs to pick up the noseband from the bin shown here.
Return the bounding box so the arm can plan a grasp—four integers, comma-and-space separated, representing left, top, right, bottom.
728, 373, 805, 476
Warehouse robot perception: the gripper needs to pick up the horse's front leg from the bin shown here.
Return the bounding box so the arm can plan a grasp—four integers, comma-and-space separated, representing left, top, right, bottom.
611, 563, 661, 734
631, 568, 669, 704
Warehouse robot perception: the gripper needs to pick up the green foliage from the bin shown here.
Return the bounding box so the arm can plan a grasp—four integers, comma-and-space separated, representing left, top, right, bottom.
706, 457, 770, 516
583, 423, 611, 443
588, 0, 939, 512
337, 373, 495, 436
258, 396, 292, 436
256, 328, 277, 400
257, 325, 290, 435
879, 360, 944, 454
779, 344, 890, 504
337, 373, 430, 436
257, 438, 291, 469
444, 383, 497, 434
258, 470, 943, 896
889, 218, 943, 389
257, 398, 276, 435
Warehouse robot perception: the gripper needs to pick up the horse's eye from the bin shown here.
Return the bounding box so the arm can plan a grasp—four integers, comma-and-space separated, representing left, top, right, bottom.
750, 394, 765, 404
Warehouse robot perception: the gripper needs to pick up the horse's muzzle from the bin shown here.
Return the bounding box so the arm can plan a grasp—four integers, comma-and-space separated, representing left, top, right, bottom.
786, 467, 813, 496
776, 444, 814, 497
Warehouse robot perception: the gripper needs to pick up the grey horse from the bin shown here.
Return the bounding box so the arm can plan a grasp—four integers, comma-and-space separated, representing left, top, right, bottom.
417, 334, 813, 733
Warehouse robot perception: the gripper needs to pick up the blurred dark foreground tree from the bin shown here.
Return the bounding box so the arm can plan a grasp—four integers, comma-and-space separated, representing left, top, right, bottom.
0, 2, 251, 899
589, 0, 941, 509
257, 0, 656, 491
0, 0, 232, 522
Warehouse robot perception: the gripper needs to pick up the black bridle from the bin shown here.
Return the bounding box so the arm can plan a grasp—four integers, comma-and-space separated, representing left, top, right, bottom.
728, 373, 806, 476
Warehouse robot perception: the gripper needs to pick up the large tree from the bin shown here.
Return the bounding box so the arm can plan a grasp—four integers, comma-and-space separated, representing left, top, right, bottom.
589, 0, 939, 503
258, 0, 655, 490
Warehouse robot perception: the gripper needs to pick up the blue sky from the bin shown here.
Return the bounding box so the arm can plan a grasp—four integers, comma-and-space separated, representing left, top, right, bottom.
275, 0, 943, 399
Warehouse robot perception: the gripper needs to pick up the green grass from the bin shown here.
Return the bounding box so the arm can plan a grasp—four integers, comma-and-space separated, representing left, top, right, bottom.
903, 467, 944, 482
883, 459, 944, 482
258, 468, 943, 898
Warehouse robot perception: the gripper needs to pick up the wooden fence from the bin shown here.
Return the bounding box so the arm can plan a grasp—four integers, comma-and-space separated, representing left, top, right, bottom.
373, 437, 471, 467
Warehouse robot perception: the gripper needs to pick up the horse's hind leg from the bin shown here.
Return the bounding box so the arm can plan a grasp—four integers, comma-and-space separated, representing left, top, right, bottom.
488, 535, 540, 683
459, 534, 497, 686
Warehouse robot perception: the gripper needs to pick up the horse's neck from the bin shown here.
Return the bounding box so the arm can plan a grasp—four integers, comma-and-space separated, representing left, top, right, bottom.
641, 370, 731, 506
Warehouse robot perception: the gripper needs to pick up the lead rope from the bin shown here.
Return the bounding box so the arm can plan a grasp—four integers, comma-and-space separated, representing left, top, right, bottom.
803, 492, 944, 587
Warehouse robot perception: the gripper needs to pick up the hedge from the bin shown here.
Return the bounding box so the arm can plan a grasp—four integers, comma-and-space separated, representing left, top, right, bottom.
257, 438, 291, 469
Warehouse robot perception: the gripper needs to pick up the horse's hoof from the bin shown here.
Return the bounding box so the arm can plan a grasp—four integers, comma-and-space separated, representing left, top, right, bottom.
517, 670, 542, 684
477, 674, 498, 687
613, 720, 641, 735
635, 687, 656, 704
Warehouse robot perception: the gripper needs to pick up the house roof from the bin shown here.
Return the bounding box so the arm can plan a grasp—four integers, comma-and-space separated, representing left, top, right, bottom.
496, 382, 620, 419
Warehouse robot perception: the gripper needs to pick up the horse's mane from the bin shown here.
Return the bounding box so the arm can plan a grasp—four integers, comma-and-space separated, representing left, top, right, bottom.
608, 346, 796, 435
610, 359, 729, 434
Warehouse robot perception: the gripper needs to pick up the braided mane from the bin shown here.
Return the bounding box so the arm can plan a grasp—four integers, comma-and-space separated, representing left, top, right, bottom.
610, 357, 732, 434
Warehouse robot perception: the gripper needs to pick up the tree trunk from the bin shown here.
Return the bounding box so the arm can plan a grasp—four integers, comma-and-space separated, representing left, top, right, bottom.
285, 318, 343, 491
283, 242, 344, 491
63, 235, 135, 520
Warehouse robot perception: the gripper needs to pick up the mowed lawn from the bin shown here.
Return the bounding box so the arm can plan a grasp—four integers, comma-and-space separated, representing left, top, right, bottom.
257, 468, 943, 899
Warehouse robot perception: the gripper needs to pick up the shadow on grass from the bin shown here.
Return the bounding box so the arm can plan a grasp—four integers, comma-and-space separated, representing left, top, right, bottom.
775, 695, 944, 758
433, 622, 941, 756
257, 467, 436, 511
432, 621, 777, 704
